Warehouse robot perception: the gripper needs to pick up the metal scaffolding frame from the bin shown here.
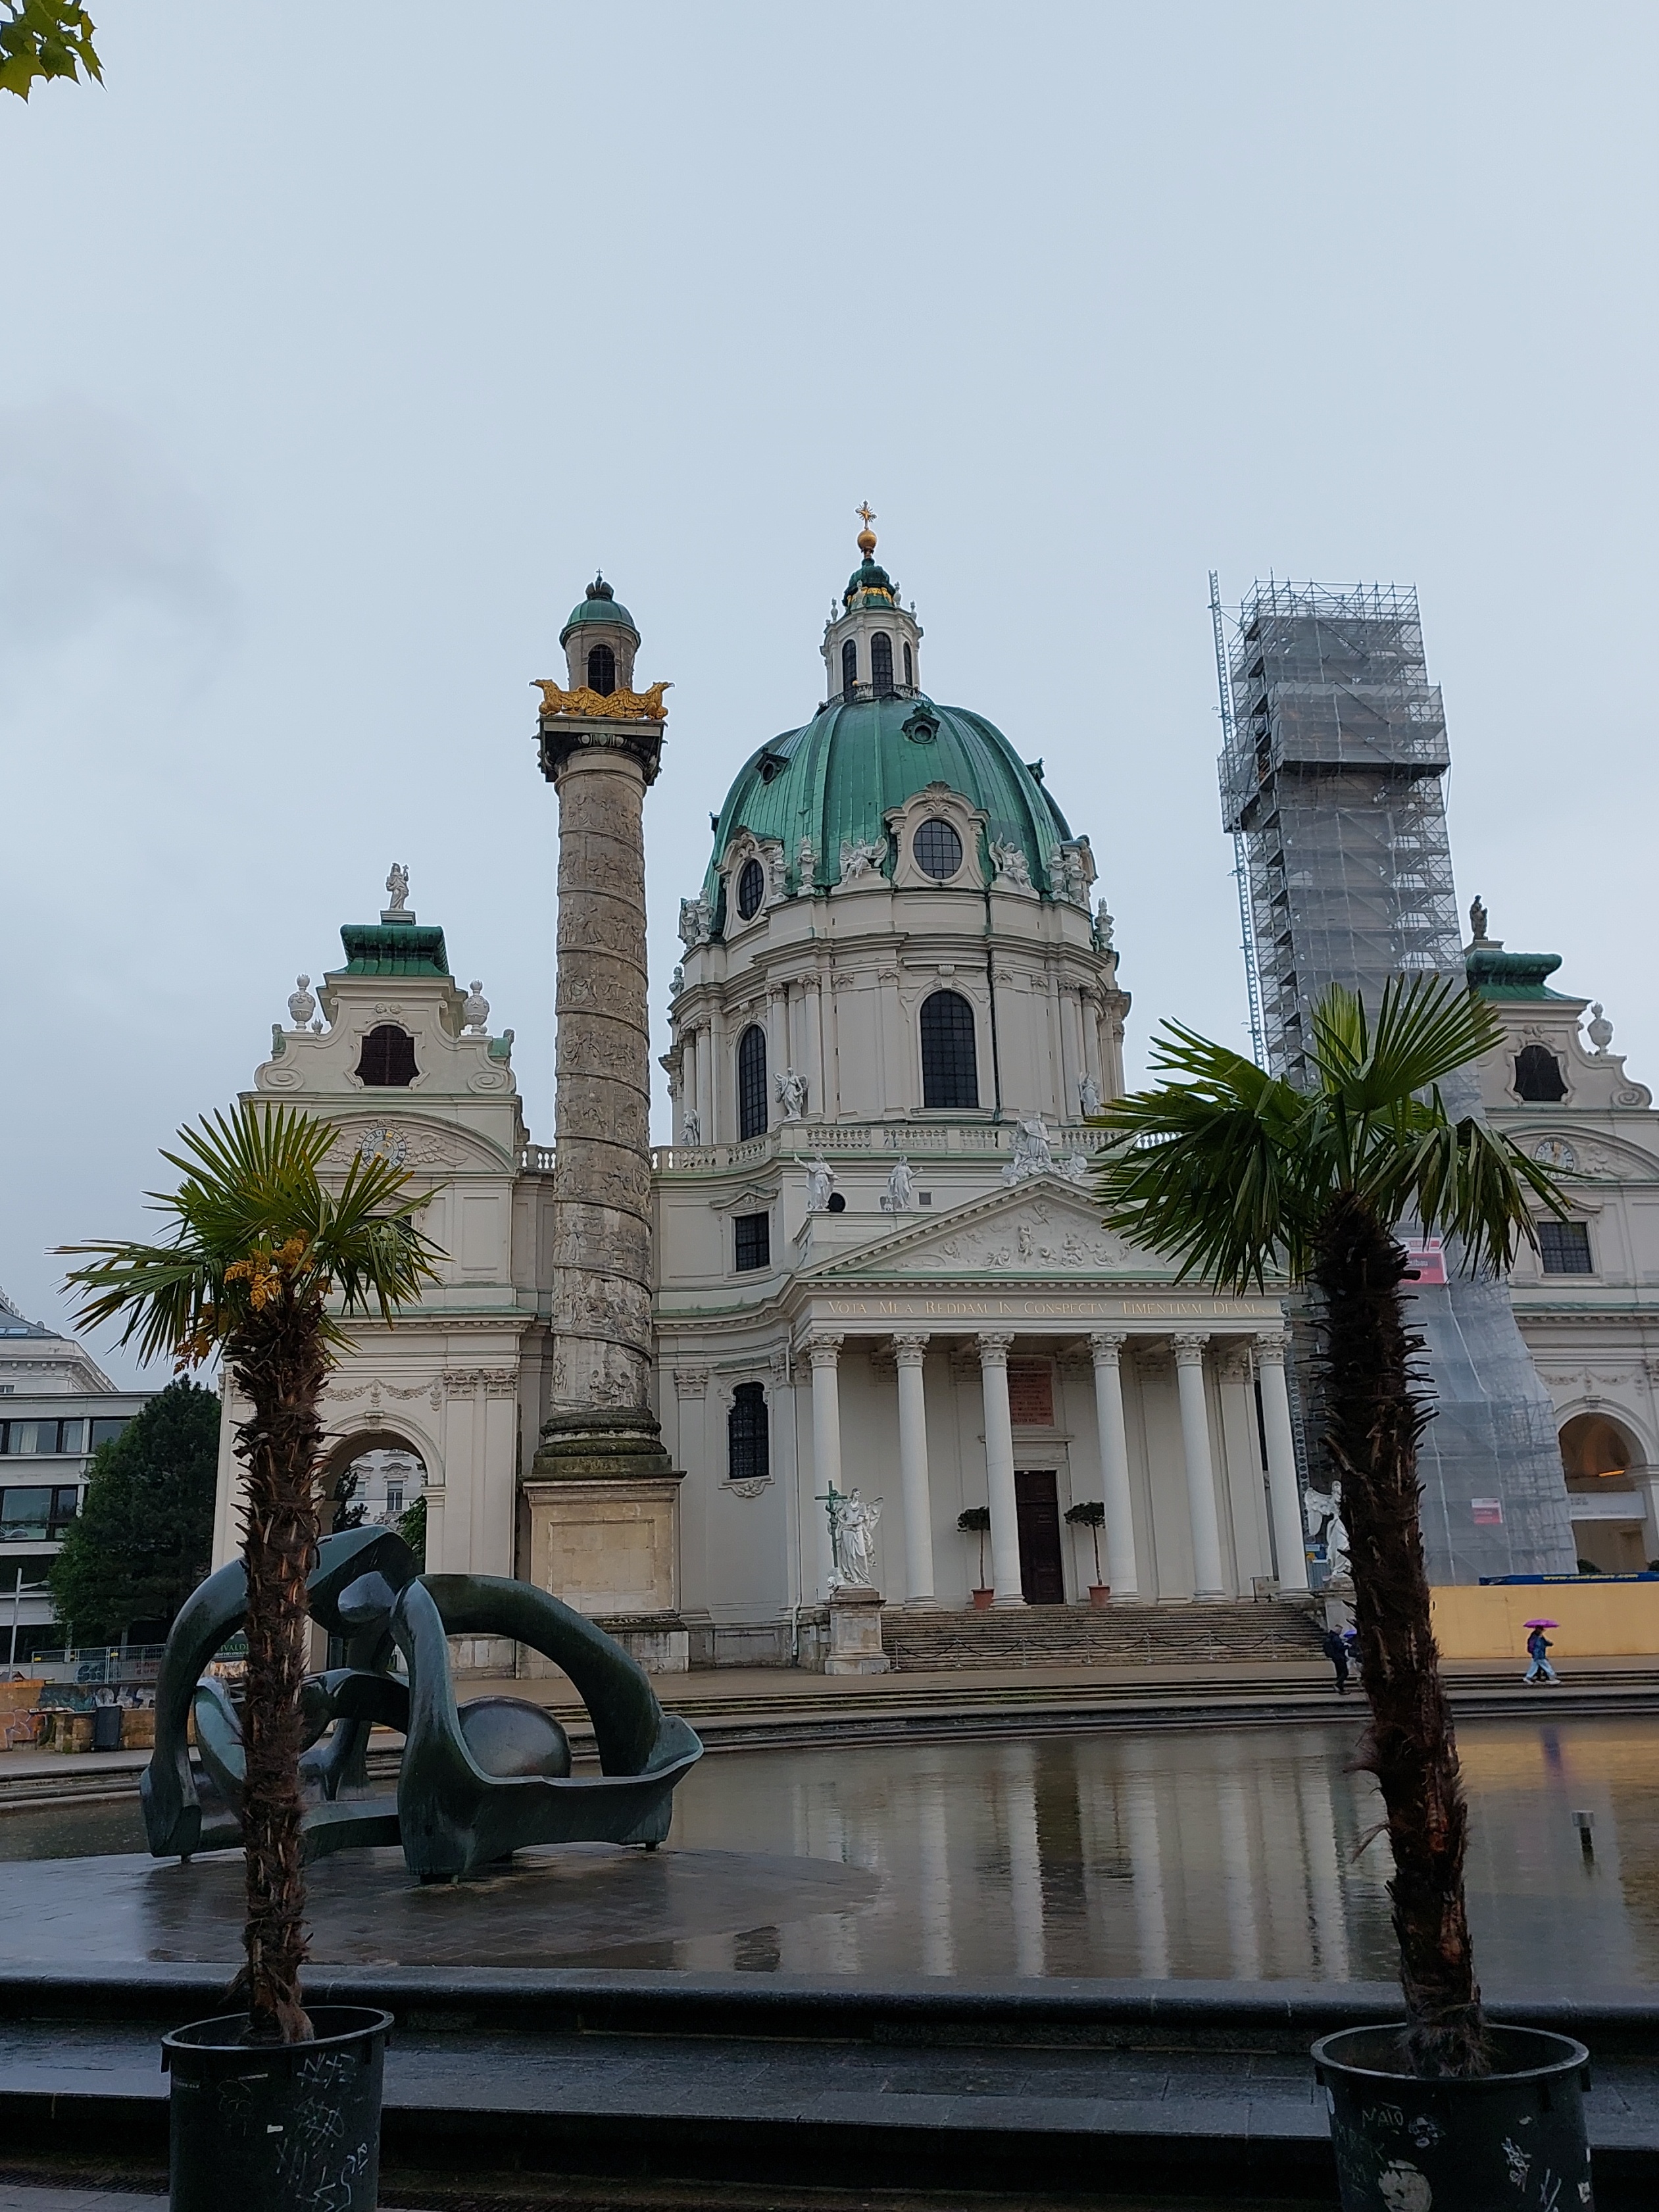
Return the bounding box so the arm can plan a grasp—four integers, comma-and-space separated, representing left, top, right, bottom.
1210, 576, 1579, 1582
1218, 580, 1458, 1083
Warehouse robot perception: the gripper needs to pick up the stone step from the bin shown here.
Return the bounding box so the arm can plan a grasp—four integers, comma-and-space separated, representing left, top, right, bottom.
882, 1599, 1326, 1671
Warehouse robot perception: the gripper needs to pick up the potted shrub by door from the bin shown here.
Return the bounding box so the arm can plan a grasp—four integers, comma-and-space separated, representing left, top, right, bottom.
956, 1507, 993, 1607
63, 1105, 441, 2212
1064, 1499, 1109, 1606
1094, 980, 1594, 2210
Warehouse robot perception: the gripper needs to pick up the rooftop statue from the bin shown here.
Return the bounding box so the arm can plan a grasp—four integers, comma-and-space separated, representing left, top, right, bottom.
142, 1528, 702, 1882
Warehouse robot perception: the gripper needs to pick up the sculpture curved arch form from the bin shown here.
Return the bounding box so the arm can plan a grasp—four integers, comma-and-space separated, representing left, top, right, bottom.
141, 1528, 703, 1880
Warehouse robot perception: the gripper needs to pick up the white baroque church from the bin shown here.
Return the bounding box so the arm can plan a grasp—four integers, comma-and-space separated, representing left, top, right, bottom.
209, 528, 1657, 1666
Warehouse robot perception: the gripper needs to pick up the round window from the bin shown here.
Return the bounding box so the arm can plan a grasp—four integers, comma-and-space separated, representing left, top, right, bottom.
913, 818, 964, 880
735, 858, 766, 920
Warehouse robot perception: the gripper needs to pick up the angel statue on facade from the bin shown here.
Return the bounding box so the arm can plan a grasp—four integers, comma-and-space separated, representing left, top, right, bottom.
1305, 1482, 1351, 1583
385, 862, 410, 913
1077, 1072, 1102, 1119
881, 1157, 914, 1212
1002, 1117, 1054, 1184
804, 1158, 835, 1213
825, 1484, 881, 1590
775, 1069, 808, 1121
680, 1107, 701, 1144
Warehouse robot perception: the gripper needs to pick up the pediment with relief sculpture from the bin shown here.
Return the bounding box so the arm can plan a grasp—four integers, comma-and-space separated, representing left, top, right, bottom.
806, 1177, 1158, 1281
318, 1115, 512, 1176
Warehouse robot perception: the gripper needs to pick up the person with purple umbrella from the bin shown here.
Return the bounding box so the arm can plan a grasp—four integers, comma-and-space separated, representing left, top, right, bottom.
1523, 1617, 1560, 1686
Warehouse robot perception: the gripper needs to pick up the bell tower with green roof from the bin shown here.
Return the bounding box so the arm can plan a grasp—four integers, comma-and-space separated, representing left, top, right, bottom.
820, 507, 925, 705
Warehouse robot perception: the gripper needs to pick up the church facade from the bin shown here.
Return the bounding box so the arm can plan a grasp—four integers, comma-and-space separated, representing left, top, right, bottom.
209, 530, 1641, 1666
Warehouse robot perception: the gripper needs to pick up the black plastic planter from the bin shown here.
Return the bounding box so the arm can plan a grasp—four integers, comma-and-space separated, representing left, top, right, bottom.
1312, 2023, 1593, 2211
162, 2004, 391, 2212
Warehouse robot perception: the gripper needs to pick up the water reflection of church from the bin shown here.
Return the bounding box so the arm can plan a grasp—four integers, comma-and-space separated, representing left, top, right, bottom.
210, 527, 1659, 1661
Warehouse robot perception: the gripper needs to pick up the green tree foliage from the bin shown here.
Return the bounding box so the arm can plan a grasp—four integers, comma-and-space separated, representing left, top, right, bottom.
397, 1490, 427, 1569
1, 2, 100, 100
49, 1378, 220, 1642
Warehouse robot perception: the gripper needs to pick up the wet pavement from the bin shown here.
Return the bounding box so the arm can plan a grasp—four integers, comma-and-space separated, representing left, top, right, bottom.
0, 1717, 1655, 1990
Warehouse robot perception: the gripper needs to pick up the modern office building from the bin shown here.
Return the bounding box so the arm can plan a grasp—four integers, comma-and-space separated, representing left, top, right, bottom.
0, 1290, 149, 1661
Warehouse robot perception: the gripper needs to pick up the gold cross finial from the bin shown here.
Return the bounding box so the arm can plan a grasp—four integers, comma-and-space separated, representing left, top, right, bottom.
856, 502, 876, 530
854, 501, 877, 556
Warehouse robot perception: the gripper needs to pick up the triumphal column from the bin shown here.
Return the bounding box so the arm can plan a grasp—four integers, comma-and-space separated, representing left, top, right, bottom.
522, 578, 686, 1670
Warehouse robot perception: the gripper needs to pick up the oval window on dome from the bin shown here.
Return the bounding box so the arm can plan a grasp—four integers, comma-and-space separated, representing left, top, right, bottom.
735, 858, 766, 920
913, 818, 964, 880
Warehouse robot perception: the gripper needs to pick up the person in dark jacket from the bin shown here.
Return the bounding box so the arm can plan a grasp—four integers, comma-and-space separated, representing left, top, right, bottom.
1321, 1625, 1350, 1694
1523, 1626, 1560, 1685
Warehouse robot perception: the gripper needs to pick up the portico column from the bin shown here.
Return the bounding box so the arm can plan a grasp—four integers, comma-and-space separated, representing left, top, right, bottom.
806, 1332, 844, 1598
1171, 1332, 1227, 1599
1254, 1332, 1310, 1593
978, 1332, 1026, 1607
1087, 1330, 1141, 1600
893, 1334, 937, 1606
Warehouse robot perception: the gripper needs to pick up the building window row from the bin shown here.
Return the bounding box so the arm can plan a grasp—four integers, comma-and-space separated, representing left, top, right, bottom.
0, 1417, 128, 1457
730, 992, 979, 1137
0, 1484, 80, 1542
839, 632, 913, 703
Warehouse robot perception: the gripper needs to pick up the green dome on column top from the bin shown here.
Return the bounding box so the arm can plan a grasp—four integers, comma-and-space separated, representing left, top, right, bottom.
560, 574, 638, 645
701, 694, 1076, 913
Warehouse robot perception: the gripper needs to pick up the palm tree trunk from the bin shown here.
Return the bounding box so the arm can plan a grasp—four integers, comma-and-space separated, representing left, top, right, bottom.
1313, 1190, 1488, 2078
230, 1307, 326, 2042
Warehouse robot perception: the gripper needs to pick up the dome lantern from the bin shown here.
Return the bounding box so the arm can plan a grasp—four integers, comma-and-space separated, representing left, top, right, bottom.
559, 574, 641, 696
820, 505, 924, 705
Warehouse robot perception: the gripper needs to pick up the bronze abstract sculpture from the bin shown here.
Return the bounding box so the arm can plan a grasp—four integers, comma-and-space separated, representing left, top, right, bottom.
143, 1527, 703, 1880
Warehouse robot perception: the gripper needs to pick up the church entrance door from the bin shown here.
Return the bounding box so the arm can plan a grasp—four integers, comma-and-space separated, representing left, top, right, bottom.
1014, 1470, 1066, 1605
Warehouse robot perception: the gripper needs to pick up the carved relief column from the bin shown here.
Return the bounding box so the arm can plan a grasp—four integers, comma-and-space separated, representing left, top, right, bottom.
1088, 1330, 1141, 1600
1171, 1333, 1228, 1598
978, 1332, 1026, 1606
523, 599, 686, 1669
892, 1334, 937, 1606
805, 1332, 844, 1600
1254, 1332, 1310, 1593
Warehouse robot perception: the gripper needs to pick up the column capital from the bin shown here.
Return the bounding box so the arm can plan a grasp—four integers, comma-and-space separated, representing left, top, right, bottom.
674, 1367, 710, 1399
976, 1330, 1016, 1366
891, 1334, 931, 1367
803, 1332, 844, 1369
1253, 1329, 1288, 1365
1088, 1329, 1129, 1364
1170, 1331, 1210, 1365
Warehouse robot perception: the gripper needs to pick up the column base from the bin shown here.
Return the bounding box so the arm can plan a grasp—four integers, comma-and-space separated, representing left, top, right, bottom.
991, 1592, 1029, 1609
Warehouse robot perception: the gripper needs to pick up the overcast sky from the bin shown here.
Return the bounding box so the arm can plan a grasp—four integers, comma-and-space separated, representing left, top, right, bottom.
4, 3, 1654, 1384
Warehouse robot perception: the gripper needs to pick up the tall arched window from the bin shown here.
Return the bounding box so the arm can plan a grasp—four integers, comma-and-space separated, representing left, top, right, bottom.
920, 990, 979, 1109
841, 638, 858, 701
737, 1024, 768, 1139
870, 632, 894, 697
586, 642, 617, 695
728, 1382, 769, 1486
903, 641, 914, 688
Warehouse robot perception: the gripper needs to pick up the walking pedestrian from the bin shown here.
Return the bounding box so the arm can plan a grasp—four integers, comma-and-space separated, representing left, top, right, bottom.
1523, 1624, 1559, 1686
1321, 1625, 1350, 1694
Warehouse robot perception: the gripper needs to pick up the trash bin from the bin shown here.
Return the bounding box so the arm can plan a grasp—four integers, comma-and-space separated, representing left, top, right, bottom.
91, 1705, 123, 1751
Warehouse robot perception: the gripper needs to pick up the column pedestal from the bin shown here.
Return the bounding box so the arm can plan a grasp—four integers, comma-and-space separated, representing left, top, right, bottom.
522, 1469, 688, 1672
825, 1585, 889, 1674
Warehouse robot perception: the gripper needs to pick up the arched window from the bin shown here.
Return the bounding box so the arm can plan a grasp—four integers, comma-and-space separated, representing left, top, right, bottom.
586, 642, 616, 695
903, 641, 914, 689
841, 638, 858, 701
356, 1023, 418, 1088
737, 1024, 768, 1139
735, 857, 766, 920
1514, 1045, 1568, 1103
920, 990, 979, 1109
728, 1382, 769, 1483
870, 631, 894, 697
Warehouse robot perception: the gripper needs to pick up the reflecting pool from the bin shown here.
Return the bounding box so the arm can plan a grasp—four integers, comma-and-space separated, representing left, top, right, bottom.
3, 1717, 1655, 1990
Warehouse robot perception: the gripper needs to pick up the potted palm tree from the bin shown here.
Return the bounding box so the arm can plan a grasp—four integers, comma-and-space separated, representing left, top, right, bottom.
1064, 1499, 1109, 1605
1092, 978, 1594, 2208
62, 1103, 441, 2212
956, 1506, 993, 1607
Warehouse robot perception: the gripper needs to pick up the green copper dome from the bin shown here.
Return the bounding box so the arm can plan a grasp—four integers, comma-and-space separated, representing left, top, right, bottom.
703, 695, 1074, 917
560, 575, 638, 645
